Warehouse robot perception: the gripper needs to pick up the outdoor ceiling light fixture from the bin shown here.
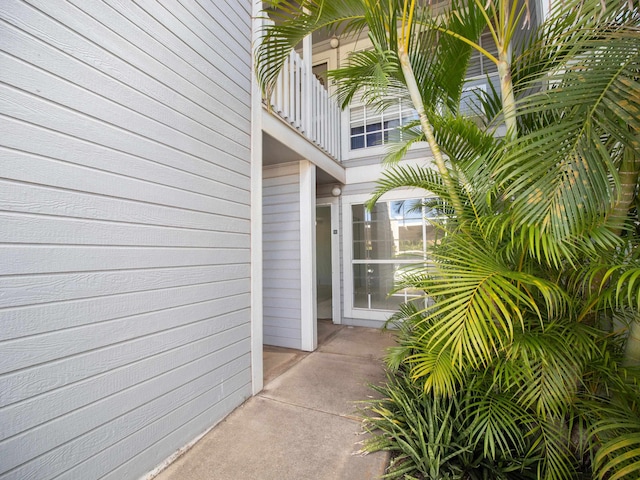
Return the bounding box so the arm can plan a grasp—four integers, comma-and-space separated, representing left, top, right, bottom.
331, 185, 342, 197
330, 36, 339, 49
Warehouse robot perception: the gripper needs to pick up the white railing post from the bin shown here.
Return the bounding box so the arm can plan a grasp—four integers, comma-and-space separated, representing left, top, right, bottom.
313, 81, 320, 143
302, 12, 313, 135
334, 102, 341, 158
288, 52, 295, 123
327, 90, 332, 154
310, 81, 316, 142
322, 88, 328, 150
296, 57, 303, 129
275, 61, 283, 113
268, 48, 342, 160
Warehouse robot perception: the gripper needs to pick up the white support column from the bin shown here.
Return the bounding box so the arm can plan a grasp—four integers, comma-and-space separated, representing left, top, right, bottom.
250, 0, 264, 395
300, 160, 317, 351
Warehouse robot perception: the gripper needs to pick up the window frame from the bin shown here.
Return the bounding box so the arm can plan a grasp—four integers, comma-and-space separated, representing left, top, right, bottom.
342, 191, 440, 321
347, 98, 418, 153
459, 83, 488, 117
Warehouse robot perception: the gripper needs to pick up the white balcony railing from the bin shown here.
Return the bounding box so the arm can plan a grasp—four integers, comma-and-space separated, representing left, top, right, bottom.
269, 50, 342, 161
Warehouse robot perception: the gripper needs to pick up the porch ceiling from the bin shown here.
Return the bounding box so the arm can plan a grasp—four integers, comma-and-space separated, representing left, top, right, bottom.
262, 131, 344, 186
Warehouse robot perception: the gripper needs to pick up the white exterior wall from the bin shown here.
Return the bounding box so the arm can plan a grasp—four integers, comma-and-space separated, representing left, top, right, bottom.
0, 1, 252, 479
263, 163, 303, 349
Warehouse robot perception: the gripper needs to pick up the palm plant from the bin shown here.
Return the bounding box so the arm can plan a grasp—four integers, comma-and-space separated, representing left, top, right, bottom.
256, 0, 640, 477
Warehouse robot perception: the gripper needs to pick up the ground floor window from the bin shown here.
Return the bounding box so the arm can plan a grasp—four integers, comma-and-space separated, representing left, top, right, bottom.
350, 198, 441, 314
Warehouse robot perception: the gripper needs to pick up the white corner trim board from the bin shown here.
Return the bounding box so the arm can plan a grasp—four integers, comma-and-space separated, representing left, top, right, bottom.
300, 160, 317, 351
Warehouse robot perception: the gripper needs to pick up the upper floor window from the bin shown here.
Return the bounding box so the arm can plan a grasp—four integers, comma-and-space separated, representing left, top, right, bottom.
349, 99, 417, 151
466, 30, 499, 80
347, 30, 499, 152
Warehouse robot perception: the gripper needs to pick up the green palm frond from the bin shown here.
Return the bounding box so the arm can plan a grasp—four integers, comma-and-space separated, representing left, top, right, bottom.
382, 122, 425, 165
592, 414, 640, 480
464, 387, 531, 459
532, 417, 578, 480
579, 333, 637, 398
257, 0, 369, 96
510, 0, 617, 95
419, 236, 568, 364
508, 224, 581, 268
431, 113, 499, 166
506, 322, 599, 419
367, 164, 451, 212
408, 340, 465, 396
329, 49, 405, 109
500, 121, 620, 239
368, 161, 495, 226
384, 301, 430, 371
604, 265, 640, 311
471, 77, 505, 129
382, 112, 499, 174
500, 16, 640, 239
410, 0, 489, 112
570, 250, 640, 313
499, 219, 623, 270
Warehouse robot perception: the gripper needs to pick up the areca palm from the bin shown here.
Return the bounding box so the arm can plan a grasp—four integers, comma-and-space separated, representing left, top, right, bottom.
258, 0, 491, 218
256, 0, 640, 477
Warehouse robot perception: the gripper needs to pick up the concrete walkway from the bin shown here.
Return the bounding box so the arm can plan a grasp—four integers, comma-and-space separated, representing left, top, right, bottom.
153, 324, 396, 480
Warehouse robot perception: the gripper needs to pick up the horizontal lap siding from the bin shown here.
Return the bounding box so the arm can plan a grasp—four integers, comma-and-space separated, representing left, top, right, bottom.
0, 1, 252, 479
263, 164, 302, 349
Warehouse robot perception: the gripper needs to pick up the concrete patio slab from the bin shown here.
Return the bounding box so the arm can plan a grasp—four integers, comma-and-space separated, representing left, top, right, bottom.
318, 318, 343, 345
260, 351, 386, 419
152, 325, 393, 480
263, 346, 307, 385
319, 325, 396, 360
155, 396, 387, 480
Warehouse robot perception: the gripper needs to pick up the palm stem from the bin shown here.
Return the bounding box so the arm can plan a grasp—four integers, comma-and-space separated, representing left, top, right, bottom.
616, 144, 640, 367
498, 51, 517, 138
624, 317, 640, 367
590, 147, 640, 330
397, 0, 467, 220
398, 44, 465, 221
608, 146, 640, 237
495, 0, 518, 138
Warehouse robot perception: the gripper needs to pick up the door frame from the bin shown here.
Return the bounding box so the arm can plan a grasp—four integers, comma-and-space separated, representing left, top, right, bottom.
316, 197, 341, 324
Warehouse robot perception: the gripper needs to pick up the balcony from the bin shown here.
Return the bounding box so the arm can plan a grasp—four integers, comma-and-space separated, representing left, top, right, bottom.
265, 49, 342, 162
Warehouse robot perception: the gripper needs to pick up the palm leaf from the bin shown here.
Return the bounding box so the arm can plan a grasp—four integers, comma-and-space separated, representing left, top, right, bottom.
329, 49, 405, 109
592, 416, 640, 480
368, 164, 451, 212
409, 233, 568, 378
257, 0, 369, 96
464, 386, 530, 459
505, 322, 599, 419
499, 10, 640, 240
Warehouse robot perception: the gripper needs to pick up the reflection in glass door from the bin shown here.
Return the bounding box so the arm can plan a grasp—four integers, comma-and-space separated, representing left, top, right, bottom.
351, 199, 441, 311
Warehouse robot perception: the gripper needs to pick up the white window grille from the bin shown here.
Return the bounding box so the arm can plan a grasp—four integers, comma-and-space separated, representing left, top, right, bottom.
350, 199, 443, 313
349, 99, 418, 151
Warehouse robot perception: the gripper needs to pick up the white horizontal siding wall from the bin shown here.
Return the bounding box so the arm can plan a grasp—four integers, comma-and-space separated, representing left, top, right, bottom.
263, 163, 302, 349
0, 1, 252, 479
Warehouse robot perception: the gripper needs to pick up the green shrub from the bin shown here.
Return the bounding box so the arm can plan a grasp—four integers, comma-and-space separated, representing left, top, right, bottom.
361, 371, 536, 479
